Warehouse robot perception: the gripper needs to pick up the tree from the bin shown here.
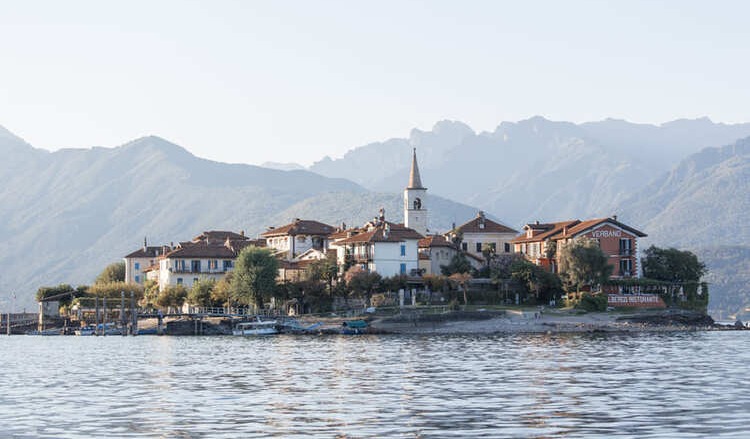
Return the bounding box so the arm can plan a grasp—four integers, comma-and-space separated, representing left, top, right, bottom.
510, 258, 561, 303
188, 279, 216, 307
88, 282, 145, 301
156, 285, 187, 313
345, 266, 382, 307
307, 255, 339, 295
641, 246, 707, 283
211, 274, 233, 308
441, 253, 472, 276
557, 238, 613, 292
95, 262, 126, 284
141, 279, 160, 308
448, 272, 472, 307
422, 274, 447, 305
230, 247, 279, 310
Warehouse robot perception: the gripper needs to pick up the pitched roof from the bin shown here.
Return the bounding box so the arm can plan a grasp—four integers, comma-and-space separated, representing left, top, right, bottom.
407, 148, 425, 189
261, 219, 336, 237
512, 217, 647, 243
454, 212, 518, 235
512, 220, 578, 244
193, 230, 247, 243
124, 246, 162, 259
337, 224, 423, 244
563, 217, 647, 238
419, 234, 456, 249
164, 242, 238, 259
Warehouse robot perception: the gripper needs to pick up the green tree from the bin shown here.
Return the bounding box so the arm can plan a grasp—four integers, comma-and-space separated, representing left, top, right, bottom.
88, 281, 145, 301
448, 272, 472, 307
211, 273, 233, 308
509, 259, 561, 303
156, 285, 187, 313
230, 246, 279, 310
95, 262, 126, 284
422, 274, 447, 305
188, 279, 216, 307
641, 246, 707, 283
558, 238, 613, 292
441, 253, 472, 276
141, 279, 160, 308
307, 255, 339, 295
345, 266, 382, 307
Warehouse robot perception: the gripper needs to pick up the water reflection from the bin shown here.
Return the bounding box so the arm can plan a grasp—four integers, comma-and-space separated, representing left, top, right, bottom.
0, 332, 748, 438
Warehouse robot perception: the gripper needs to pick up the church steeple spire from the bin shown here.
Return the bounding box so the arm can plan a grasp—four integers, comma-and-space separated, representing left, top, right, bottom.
407, 147, 425, 189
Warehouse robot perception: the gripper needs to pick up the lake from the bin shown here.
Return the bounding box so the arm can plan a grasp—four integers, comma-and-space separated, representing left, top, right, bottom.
1, 332, 748, 438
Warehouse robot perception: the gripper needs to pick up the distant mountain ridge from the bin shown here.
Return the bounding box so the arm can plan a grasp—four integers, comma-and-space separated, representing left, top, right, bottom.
0, 129, 480, 311
310, 117, 750, 225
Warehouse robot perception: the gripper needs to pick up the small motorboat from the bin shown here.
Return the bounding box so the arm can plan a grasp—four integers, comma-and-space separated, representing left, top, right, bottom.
74, 325, 96, 336
341, 319, 368, 335
232, 317, 278, 336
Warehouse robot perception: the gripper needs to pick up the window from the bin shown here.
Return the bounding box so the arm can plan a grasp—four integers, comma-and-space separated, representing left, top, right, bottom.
134, 262, 140, 270
476, 242, 482, 252
176, 278, 183, 285
400, 263, 407, 274
223, 260, 233, 270
504, 243, 511, 253
135, 275, 140, 283
193, 278, 199, 283
400, 244, 406, 256
619, 238, 632, 256
191, 260, 201, 273
619, 259, 633, 276
461, 242, 468, 251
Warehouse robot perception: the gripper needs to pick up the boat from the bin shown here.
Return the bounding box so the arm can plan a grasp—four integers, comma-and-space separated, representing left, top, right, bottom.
341, 319, 368, 335
232, 317, 279, 336
74, 325, 96, 336
276, 318, 323, 334
25, 328, 63, 336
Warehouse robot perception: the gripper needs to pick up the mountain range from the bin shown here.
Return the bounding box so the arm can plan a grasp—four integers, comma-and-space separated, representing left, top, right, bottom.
2, 117, 750, 318
0, 128, 478, 311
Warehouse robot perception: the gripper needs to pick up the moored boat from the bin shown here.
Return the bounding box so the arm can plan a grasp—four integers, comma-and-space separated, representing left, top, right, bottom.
341, 319, 368, 335
232, 317, 278, 336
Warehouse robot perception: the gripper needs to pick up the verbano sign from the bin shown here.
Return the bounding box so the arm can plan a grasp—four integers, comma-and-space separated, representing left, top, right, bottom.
591, 229, 622, 238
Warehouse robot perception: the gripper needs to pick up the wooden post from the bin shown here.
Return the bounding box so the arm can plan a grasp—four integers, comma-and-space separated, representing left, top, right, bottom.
102, 296, 107, 336
120, 291, 126, 336
95, 296, 100, 336
130, 291, 137, 335
6, 310, 10, 336
38, 302, 44, 332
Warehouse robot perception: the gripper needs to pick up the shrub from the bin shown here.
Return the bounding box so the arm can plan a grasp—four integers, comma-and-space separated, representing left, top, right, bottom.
577, 292, 607, 312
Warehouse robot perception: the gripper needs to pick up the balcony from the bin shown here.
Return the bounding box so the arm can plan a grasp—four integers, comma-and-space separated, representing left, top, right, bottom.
619, 249, 633, 256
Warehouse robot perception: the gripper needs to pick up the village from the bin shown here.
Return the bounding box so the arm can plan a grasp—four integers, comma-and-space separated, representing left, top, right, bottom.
22, 149, 713, 336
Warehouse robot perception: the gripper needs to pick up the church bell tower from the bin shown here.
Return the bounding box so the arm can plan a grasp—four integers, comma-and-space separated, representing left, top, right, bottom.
404, 148, 428, 235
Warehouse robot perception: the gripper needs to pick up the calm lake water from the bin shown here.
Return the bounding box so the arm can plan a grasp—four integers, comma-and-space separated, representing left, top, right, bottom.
1, 332, 748, 438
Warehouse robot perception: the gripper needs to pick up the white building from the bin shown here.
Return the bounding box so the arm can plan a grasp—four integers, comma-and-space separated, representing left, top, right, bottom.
334, 220, 423, 277
447, 212, 518, 263
124, 239, 163, 285
261, 219, 336, 260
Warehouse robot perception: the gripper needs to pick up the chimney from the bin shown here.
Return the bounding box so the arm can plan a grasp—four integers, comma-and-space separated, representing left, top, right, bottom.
535, 220, 540, 225
241, 230, 245, 237
612, 215, 618, 222
143, 236, 148, 251
478, 211, 485, 229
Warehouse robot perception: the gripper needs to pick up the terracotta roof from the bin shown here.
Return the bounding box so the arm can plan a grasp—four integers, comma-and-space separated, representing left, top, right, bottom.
337, 224, 423, 244
164, 243, 238, 259
454, 212, 518, 235
512, 220, 578, 244
512, 217, 647, 243
419, 234, 456, 249
193, 230, 248, 243
563, 217, 647, 238
261, 219, 336, 237
124, 246, 162, 259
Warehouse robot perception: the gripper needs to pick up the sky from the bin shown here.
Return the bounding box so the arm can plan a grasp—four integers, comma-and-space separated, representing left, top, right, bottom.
0, 0, 748, 166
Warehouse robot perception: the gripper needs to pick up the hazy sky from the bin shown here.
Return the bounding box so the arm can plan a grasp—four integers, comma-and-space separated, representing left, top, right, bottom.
1, 0, 748, 166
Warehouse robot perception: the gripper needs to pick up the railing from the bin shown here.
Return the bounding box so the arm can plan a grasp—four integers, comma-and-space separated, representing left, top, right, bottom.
169, 268, 229, 274
619, 249, 633, 256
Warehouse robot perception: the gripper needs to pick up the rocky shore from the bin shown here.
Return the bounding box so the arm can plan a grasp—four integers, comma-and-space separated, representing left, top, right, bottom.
135, 308, 744, 336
